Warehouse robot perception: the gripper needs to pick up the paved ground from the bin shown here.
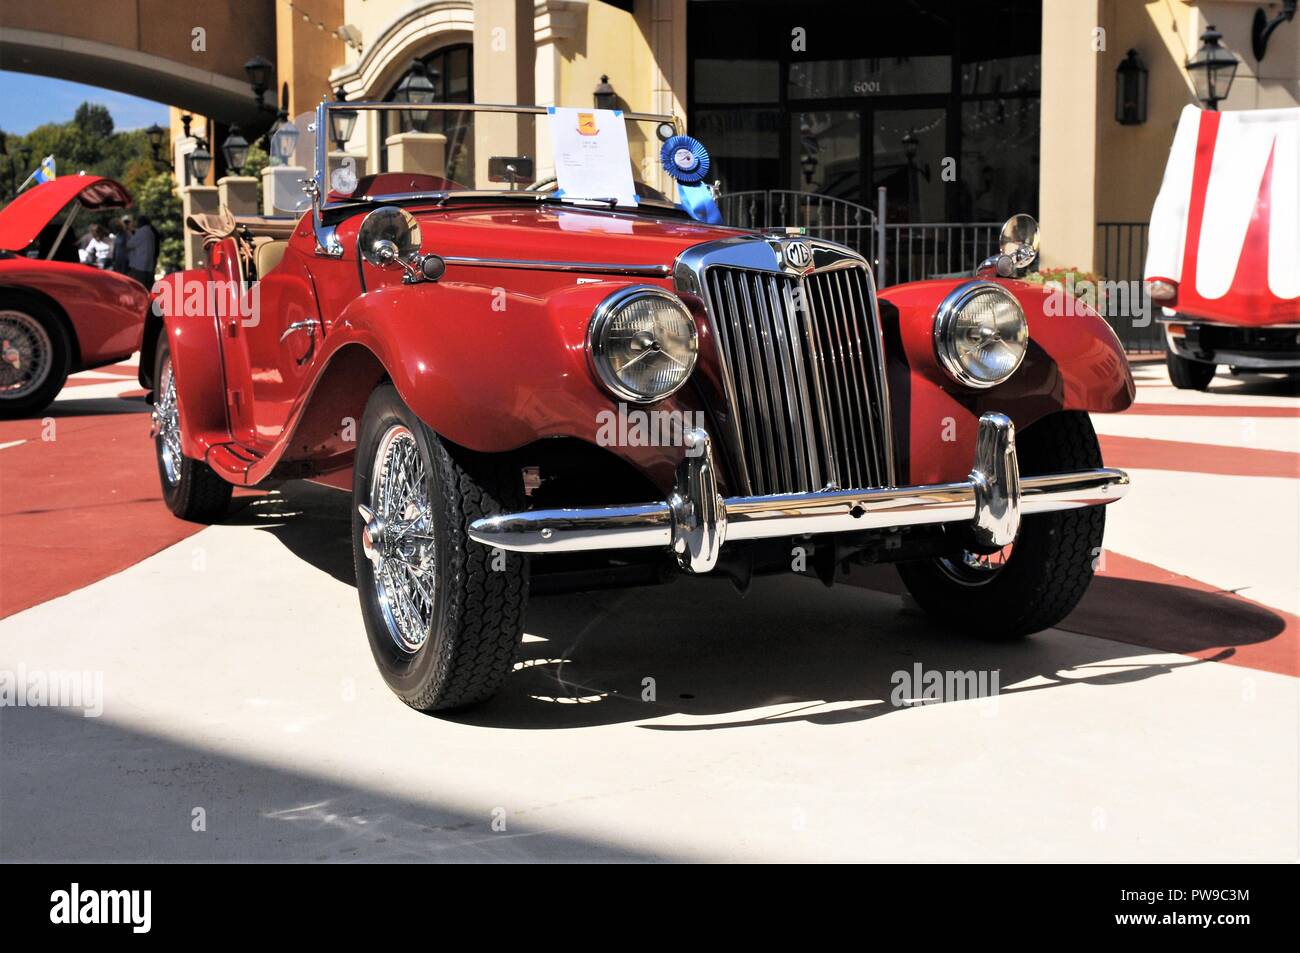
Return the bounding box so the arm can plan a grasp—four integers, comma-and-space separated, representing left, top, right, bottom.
1, 357, 1297, 862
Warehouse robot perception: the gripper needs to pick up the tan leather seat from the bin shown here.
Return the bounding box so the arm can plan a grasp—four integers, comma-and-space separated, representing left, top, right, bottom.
255, 239, 289, 278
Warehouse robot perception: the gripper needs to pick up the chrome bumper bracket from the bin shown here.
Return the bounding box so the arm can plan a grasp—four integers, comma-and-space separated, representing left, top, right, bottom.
468, 414, 1129, 573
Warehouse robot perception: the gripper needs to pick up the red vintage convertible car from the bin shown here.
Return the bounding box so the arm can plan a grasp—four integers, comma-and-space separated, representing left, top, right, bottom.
0, 175, 149, 415
146, 101, 1133, 711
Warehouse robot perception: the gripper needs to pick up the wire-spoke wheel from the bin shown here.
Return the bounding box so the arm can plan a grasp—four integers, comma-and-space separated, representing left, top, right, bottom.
153, 354, 183, 487
151, 338, 232, 522
0, 299, 71, 417
352, 385, 528, 712
361, 424, 437, 653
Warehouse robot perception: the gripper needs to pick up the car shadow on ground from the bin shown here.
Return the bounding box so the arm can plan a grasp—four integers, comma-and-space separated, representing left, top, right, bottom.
0, 705, 664, 862
29, 393, 151, 418
243, 481, 1284, 731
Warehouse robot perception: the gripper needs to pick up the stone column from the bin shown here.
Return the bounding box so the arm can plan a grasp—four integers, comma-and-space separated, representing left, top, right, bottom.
385, 133, 447, 178
218, 176, 260, 217
261, 165, 311, 218
327, 153, 368, 191
180, 186, 219, 269
474, 0, 538, 186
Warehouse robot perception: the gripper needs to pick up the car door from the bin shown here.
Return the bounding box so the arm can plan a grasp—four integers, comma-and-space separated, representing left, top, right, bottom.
240, 243, 323, 452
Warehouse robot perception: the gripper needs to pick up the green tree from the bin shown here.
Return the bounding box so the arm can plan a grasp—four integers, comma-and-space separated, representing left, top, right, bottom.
242, 143, 270, 214
74, 103, 115, 140
133, 172, 184, 274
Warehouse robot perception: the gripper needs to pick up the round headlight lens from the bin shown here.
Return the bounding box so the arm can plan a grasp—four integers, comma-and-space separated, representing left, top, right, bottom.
934, 282, 1028, 388
588, 287, 698, 402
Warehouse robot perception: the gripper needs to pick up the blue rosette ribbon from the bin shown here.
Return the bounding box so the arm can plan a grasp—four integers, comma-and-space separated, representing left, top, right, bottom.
660, 135, 722, 224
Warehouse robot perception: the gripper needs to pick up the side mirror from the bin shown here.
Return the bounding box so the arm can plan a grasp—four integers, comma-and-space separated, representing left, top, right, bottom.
358, 206, 440, 283
999, 213, 1040, 272
359, 206, 422, 268
976, 213, 1040, 279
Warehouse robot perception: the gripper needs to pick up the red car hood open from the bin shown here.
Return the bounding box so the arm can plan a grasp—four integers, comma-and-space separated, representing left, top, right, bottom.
407, 203, 746, 267
0, 175, 133, 252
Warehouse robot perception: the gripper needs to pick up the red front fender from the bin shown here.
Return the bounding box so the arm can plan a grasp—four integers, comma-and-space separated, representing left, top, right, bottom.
878, 278, 1134, 483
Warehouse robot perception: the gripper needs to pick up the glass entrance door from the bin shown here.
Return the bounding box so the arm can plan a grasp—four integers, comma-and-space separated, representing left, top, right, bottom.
872, 108, 948, 223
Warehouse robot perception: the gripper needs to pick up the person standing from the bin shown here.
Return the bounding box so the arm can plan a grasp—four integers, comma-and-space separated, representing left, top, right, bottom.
111, 216, 132, 274
126, 213, 158, 288
79, 224, 113, 268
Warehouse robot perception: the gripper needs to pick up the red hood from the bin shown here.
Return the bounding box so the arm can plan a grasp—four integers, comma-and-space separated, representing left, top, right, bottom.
407, 203, 747, 266
0, 175, 133, 252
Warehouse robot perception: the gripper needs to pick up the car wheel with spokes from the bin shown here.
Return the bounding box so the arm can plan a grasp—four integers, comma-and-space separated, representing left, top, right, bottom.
897, 412, 1105, 639
0, 297, 71, 418
352, 384, 528, 712
152, 338, 233, 522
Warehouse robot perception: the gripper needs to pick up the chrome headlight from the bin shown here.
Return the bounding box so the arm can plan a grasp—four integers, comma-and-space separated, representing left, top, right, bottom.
933, 281, 1028, 388
587, 286, 698, 402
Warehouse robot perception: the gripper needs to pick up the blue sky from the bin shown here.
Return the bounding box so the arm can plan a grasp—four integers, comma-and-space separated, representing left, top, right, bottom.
0, 71, 170, 134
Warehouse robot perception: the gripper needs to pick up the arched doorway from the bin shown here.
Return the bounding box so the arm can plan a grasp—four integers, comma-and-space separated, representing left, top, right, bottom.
378, 44, 474, 175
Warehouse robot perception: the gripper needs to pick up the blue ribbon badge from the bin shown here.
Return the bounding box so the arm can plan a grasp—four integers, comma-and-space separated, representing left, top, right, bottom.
660, 135, 722, 224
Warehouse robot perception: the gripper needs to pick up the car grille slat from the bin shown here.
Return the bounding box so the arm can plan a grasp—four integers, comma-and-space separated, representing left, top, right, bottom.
701, 259, 893, 496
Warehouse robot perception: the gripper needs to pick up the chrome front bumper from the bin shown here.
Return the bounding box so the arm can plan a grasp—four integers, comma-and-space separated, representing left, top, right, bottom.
468, 413, 1130, 573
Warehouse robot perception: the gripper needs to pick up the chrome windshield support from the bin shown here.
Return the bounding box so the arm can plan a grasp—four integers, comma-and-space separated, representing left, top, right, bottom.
468, 414, 1130, 573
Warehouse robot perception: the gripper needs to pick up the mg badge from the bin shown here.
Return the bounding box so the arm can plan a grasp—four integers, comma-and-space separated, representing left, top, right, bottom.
783, 240, 813, 272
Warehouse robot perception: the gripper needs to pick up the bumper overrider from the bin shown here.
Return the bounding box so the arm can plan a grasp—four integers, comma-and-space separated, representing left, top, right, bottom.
468, 413, 1130, 573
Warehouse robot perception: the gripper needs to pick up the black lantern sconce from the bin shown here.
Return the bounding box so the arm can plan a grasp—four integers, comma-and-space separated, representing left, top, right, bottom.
1252, 0, 1296, 61
186, 142, 213, 184
244, 55, 275, 113
145, 123, 167, 167
1115, 49, 1148, 125
221, 125, 250, 174
329, 88, 359, 151
1186, 25, 1240, 111
393, 59, 439, 130
593, 75, 617, 111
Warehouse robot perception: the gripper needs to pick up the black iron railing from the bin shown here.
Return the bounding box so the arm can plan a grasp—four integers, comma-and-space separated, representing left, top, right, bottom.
1097, 221, 1160, 353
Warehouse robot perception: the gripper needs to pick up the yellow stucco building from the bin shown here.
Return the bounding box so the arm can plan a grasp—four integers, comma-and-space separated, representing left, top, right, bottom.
4, 0, 1296, 279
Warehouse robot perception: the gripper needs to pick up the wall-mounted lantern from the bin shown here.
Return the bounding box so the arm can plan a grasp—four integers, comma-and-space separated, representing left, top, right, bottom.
329, 88, 359, 150
1186, 25, 1240, 111
145, 123, 167, 166
393, 60, 438, 129
1115, 49, 1148, 124
593, 75, 617, 111
244, 55, 274, 112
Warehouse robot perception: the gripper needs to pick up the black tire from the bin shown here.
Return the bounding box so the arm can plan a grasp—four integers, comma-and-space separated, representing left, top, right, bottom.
352, 384, 528, 712
897, 411, 1106, 639
1167, 349, 1216, 390
0, 294, 72, 418
153, 338, 232, 522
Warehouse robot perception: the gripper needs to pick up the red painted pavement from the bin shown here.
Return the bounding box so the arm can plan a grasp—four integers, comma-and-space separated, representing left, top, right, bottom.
0, 406, 205, 618
1099, 434, 1300, 479
1123, 402, 1300, 418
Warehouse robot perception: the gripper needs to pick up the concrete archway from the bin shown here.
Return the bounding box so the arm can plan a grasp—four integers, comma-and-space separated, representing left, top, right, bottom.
0, 3, 276, 125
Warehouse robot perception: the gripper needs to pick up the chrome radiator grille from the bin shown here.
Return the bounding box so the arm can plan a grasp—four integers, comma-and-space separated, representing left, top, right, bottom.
702, 262, 894, 495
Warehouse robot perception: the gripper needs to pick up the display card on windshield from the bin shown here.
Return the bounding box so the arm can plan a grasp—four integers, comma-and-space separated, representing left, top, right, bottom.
546, 106, 638, 208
